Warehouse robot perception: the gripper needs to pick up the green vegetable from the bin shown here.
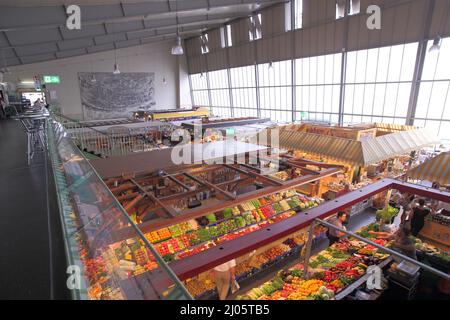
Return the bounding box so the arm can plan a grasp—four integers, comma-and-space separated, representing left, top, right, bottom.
223, 208, 233, 219
162, 253, 175, 262
290, 269, 303, 277
205, 213, 217, 223
376, 205, 399, 223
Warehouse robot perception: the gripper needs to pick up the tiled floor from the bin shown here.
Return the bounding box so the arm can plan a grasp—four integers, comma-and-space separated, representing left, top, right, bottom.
0, 119, 69, 299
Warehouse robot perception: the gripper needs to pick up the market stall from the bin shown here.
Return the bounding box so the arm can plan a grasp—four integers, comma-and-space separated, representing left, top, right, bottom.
406, 152, 450, 187
252, 126, 439, 205
132, 107, 210, 122
156, 179, 448, 299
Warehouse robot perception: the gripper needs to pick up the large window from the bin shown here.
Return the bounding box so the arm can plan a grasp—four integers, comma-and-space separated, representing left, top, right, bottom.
188, 36, 449, 137
258, 60, 292, 122
295, 53, 341, 123
413, 37, 450, 140
230, 66, 258, 117
294, 0, 303, 29
248, 14, 262, 42
343, 42, 418, 125
208, 69, 231, 117
190, 73, 209, 106
200, 34, 209, 54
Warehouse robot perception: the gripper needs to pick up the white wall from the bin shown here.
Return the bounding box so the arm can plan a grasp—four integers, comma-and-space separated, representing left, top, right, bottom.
5, 39, 192, 118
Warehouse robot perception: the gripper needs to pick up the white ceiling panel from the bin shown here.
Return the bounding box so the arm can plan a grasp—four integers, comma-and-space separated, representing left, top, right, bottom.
144, 17, 177, 29
127, 29, 156, 40
0, 0, 275, 65
105, 20, 144, 33
58, 38, 95, 51
0, 6, 66, 29
175, 0, 209, 11
56, 48, 87, 59
123, 2, 170, 16
157, 27, 179, 36
115, 38, 141, 49
21, 53, 56, 64
60, 24, 106, 40
5, 28, 61, 46
94, 32, 127, 45
15, 43, 59, 57
79, 4, 124, 21
0, 33, 10, 47
5, 57, 21, 66
178, 15, 208, 24
209, 0, 241, 6
87, 43, 115, 53
0, 47, 16, 58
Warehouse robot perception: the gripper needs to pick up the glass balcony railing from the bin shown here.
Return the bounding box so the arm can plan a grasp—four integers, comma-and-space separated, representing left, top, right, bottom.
46, 111, 192, 300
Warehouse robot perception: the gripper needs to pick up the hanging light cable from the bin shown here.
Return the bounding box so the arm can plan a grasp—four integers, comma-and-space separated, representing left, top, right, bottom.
90, 58, 96, 82
1, 49, 11, 74
112, 23, 121, 74
429, 5, 449, 53
429, 35, 442, 52
113, 48, 121, 74
171, 0, 184, 55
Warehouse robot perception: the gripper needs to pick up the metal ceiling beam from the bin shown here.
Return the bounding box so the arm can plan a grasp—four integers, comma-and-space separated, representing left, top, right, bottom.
0, 16, 230, 53
0, 0, 279, 32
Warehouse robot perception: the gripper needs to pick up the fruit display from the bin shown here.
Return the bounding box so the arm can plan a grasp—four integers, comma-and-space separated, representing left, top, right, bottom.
236, 229, 392, 300
141, 190, 323, 263
413, 237, 450, 268
185, 278, 216, 298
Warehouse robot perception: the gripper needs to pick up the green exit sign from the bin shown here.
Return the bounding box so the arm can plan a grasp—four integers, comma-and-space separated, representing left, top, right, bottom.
43, 75, 60, 84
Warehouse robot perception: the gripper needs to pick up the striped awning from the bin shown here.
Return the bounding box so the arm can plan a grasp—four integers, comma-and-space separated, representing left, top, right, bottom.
407, 152, 450, 186
256, 127, 440, 167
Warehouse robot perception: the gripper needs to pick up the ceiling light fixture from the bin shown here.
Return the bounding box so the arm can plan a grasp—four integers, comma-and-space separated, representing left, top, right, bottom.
171, 0, 184, 55
113, 48, 120, 74
112, 23, 121, 74
429, 35, 442, 53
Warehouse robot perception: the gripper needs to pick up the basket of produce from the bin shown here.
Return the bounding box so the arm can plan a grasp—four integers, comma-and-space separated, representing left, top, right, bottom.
376, 205, 399, 224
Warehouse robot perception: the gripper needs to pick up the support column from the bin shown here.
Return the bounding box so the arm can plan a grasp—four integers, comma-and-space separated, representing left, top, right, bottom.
406, 0, 436, 125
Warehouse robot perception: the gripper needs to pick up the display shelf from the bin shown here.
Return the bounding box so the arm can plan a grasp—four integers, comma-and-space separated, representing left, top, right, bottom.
197, 244, 305, 300
152, 194, 312, 261
334, 256, 393, 300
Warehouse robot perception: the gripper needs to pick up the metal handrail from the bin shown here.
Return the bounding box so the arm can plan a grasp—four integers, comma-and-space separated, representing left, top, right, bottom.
50, 108, 172, 158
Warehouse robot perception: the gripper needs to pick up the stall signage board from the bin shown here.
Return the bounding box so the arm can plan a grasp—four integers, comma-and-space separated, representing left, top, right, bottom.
43, 75, 60, 84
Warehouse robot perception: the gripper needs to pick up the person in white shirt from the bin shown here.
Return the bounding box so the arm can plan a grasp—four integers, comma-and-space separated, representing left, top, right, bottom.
212, 259, 237, 300
33, 98, 43, 109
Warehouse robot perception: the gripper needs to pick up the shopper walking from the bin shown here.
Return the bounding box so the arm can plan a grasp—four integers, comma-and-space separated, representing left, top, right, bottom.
212, 259, 238, 300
